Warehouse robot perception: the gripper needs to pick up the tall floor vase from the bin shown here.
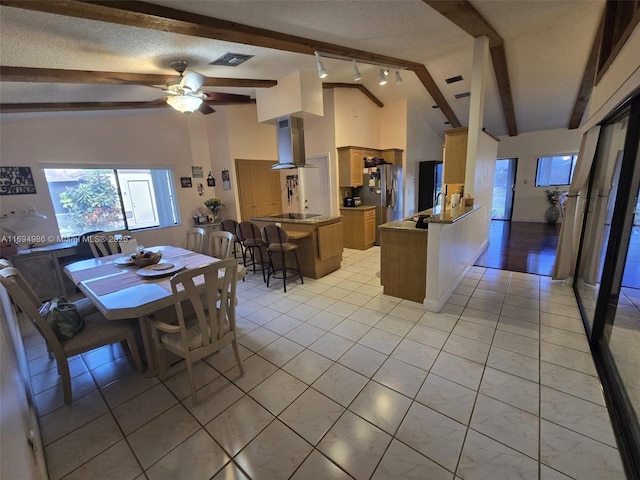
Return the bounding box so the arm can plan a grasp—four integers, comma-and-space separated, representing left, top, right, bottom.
545, 205, 560, 224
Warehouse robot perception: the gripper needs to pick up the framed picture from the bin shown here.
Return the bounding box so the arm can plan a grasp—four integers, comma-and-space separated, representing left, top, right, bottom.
0, 166, 37, 195
180, 177, 192, 188
191, 166, 203, 178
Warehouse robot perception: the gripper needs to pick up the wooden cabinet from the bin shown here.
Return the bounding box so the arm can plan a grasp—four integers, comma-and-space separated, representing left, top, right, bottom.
338, 146, 404, 187
443, 127, 468, 184
338, 147, 364, 187
340, 207, 376, 250
235, 159, 282, 220
11, 251, 65, 301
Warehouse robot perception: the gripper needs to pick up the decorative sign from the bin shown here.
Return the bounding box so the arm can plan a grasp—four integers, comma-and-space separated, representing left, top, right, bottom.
180, 177, 192, 188
0, 167, 37, 195
191, 166, 203, 178
222, 169, 231, 190
207, 171, 216, 187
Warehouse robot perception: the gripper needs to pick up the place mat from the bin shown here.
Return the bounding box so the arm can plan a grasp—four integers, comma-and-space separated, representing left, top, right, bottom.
69, 263, 123, 283
84, 270, 142, 296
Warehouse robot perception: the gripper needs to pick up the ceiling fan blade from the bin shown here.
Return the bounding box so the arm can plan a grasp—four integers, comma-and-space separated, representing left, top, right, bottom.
108, 78, 166, 90
180, 70, 206, 92
201, 92, 253, 104
198, 103, 216, 115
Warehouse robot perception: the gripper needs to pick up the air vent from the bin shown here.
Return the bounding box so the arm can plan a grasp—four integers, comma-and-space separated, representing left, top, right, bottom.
454, 92, 471, 99
445, 75, 463, 84
210, 53, 254, 67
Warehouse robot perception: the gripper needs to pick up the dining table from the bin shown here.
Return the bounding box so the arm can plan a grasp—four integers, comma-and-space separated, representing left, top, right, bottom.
64, 245, 226, 371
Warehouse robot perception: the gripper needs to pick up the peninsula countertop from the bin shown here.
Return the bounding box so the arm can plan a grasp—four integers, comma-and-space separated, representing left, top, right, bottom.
380, 205, 480, 231
251, 213, 342, 225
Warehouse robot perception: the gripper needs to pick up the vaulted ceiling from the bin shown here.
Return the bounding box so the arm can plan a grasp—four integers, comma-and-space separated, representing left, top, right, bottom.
0, 0, 604, 137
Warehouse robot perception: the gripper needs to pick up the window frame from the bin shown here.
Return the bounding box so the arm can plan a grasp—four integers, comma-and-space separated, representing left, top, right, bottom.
534, 153, 578, 187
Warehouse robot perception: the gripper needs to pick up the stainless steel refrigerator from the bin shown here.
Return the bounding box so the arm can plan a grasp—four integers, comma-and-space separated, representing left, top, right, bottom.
358, 164, 403, 245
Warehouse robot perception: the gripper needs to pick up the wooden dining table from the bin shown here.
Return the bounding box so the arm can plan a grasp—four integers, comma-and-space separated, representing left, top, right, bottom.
64, 245, 223, 370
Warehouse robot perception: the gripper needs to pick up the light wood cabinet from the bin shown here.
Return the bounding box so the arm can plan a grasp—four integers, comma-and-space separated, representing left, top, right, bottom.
340, 207, 376, 250
338, 147, 364, 187
380, 148, 403, 166
235, 159, 282, 220
443, 127, 468, 184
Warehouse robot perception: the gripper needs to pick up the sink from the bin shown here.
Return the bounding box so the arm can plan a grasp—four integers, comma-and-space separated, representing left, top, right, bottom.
269, 213, 321, 219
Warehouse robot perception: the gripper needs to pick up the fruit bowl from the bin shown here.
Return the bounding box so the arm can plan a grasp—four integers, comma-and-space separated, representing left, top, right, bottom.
131, 250, 162, 268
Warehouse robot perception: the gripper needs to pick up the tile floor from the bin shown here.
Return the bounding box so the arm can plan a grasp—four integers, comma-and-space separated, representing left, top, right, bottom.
23, 248, 627, 480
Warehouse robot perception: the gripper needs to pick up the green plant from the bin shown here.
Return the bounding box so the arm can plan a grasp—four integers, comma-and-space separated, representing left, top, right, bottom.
204, 197, 224, 211
59, 171, 123, 232
545, 188, 561, 206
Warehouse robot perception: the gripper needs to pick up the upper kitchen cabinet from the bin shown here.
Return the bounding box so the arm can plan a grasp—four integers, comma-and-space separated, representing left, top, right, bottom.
443, 127, 468, 184
380, 148, 403, 166
338, 147, 364, 187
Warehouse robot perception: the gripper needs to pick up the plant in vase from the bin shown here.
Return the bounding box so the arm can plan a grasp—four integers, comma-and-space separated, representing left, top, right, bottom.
544, 188, 562, 224
204, 197, 224, 223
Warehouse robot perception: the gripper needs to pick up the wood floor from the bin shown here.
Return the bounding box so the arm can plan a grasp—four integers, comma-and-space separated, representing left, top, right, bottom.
474, 220, 560, 276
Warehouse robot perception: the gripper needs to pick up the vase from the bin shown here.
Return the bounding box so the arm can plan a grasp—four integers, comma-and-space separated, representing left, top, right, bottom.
208, 207, 220, 223
545, 205, 560, 224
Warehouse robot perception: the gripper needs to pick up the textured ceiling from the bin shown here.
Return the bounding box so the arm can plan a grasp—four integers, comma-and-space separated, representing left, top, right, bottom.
0, 0, 604, 136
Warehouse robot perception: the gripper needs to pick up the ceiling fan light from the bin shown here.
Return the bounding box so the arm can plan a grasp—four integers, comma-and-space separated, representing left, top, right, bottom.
315, 52, 328, 79
379, 67, 388, 86
167, 95, 203, 113
353, 60, 362, 82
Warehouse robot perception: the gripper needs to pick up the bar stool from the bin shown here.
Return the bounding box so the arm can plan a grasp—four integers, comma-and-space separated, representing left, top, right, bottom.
261, 224, 303, 292
221, 219, 243, 259
236, 221, 268, 282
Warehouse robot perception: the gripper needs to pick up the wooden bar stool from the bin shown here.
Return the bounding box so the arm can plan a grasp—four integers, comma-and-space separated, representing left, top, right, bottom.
236, 221, 268, 282
261, 224, 304, 292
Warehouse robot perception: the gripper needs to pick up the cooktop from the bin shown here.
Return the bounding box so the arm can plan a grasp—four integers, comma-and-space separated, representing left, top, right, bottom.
269, 213, 321, 219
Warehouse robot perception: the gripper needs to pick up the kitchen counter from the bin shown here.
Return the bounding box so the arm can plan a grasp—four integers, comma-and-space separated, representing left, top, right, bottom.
339, 205, 376, 211
251, 214, 343, 278
379, 204, 480, 231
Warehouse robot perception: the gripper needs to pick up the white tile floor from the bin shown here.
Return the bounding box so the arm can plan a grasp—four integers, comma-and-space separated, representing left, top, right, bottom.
24, 248, 627, 480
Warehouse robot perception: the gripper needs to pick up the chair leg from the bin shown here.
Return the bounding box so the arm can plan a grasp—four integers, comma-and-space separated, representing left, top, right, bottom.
126, 334, 144, 373
293, 250, 304, 285
58, 359, 73, 404
281, 251, 288, 292
257, 246, 267, 283
151, 331, 167, 381
185, 357, 198, 405
266, 249, 274, 287
232, 339, 244, 375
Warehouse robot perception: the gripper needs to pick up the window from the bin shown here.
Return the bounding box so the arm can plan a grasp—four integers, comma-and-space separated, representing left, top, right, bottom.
535, 154, 578, 187
43, 168, 179, 237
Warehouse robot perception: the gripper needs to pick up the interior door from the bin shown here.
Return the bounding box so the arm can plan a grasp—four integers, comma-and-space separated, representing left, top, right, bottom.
235, 159, 281, 220
299, 154, 331, 215
492, 158, 518, 220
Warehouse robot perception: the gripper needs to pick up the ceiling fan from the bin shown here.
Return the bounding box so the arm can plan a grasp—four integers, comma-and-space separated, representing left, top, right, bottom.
157, 60, 213, 114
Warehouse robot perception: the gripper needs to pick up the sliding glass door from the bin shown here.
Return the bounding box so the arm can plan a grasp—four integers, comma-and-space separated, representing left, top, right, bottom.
492, 158, 517, 220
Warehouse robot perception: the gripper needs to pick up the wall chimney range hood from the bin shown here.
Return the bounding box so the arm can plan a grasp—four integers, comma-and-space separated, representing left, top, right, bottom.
272, 115, 308, 170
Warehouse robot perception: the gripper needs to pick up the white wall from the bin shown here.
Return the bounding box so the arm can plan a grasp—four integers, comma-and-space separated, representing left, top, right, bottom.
334, 88, 381, 148
497, 128, 582, 222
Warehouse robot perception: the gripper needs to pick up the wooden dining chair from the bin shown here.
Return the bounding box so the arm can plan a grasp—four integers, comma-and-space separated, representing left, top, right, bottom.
185, 227, 206, 253
0, 267, 143, 404
206, 230, 234, 259
144, 258, 243, 404
88, 229, 133, 257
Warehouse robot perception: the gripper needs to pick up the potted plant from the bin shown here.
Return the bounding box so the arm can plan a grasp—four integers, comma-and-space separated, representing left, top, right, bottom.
544, 188, 562, 224
204, 197, 224, 223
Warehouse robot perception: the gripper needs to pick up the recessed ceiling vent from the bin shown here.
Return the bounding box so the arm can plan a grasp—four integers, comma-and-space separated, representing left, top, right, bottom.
454, 92, 471, 99
445, 75, 463, 84
210, 53, 254, 67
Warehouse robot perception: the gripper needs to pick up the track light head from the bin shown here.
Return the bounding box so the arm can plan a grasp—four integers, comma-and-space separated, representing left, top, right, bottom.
379, 67, 388, 85
395, 69, 403, 84
353, 59, 362, 82
315, 51, 328, 79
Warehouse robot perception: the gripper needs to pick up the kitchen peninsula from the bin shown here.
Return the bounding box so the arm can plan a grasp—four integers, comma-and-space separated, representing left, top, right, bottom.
251, 214, 343, 278
379, 204, 483, 310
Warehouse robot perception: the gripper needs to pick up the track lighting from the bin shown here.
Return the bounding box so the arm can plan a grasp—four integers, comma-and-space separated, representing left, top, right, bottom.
353, 60, 362, 82
315, 51, 328, 79
379, 67, 388, 86
395, 69, 403, 84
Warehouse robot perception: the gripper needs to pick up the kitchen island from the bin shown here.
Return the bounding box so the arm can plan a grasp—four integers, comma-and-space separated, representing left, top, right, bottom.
379, 205, 483, 310
251, 214, 343, 279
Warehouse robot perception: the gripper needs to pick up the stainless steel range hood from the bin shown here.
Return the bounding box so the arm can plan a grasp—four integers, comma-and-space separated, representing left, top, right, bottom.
272, 115, 307, 170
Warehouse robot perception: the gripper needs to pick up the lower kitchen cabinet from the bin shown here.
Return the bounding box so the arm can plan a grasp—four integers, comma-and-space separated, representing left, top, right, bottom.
340, 207, 376, 250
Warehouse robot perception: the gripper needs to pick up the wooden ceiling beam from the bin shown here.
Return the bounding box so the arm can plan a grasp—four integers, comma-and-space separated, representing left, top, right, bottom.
0, 101, 169, 113
412, 65, 462, 128
0, 0, 461, 126
323, 83, 384, 108
424, 0, 517, 136
0, 66, 277, 88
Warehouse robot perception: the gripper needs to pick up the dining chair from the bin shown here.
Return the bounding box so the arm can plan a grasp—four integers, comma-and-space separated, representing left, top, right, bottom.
0, 267, 143, 404
88, 229, 133, 257
206, 230, 234, 259
220, 219, 243, 258
185, 227, 206, 253
261, 224, 304, 292
236, 221, 268, 282
144, 258, 243, 404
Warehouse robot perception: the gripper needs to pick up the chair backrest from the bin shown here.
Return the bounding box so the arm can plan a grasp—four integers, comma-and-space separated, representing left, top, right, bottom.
186, 227, 206, 253
88, 229, 132, 257
169, 258, 238, 348
236, 221, 262, 243
0, 267, 64, 356
207, 231, 234, 259
262, 224, 290, 245
220, 219, 239, 238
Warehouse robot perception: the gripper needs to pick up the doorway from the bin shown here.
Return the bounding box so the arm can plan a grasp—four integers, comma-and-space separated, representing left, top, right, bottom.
492, 158, 517, 220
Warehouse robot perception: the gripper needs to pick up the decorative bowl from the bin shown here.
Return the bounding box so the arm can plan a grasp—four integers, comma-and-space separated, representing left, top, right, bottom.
131, 251, 162, 268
